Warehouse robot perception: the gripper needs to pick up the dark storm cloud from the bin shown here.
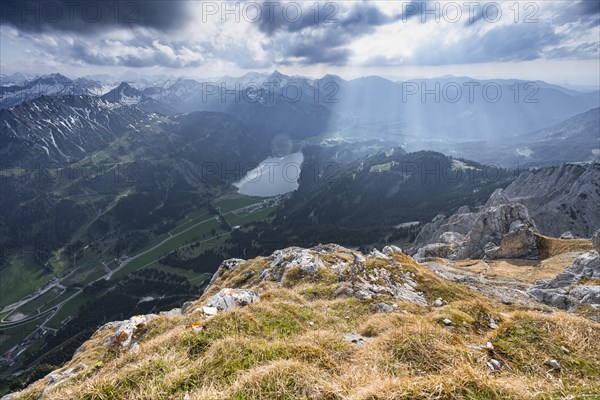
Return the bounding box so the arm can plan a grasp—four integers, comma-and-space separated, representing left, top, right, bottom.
257, 1, 429, 36
257, 2, 387, 35
269, 30, 352, 65
2, 1, 597, 70
270, 22, 360, 65
575, 0, 600, 16
0, 0, 189, 33
278, 42, 351, 66
553, 0, 600, 28
260, 1, 430, 66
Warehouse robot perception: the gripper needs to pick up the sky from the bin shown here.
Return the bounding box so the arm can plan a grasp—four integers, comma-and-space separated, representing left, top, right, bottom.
0, 1, 599, 86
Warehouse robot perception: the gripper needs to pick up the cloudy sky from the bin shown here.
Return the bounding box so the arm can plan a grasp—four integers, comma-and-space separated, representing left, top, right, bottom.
1, 1, 599, 86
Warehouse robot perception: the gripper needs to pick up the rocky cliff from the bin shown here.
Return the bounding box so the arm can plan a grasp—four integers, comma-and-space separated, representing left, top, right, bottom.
487, 163, 600, 238
414, 163, 600, 259
5, 244, 599, 400
414, 203, 541, 261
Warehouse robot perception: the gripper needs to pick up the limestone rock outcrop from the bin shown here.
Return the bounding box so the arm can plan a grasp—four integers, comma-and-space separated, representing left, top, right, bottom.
414, 209, 479, 247
415, 163, 600, 259
467, 203, 539, 259
528, 251, 600, 312
207, 244, 428, 306
204, 288, 260, 313
414, 204, 540, 261
485, 164, 600, 237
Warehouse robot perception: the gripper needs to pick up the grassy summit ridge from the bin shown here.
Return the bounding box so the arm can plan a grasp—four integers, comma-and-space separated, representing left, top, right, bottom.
9, 245, 600, 400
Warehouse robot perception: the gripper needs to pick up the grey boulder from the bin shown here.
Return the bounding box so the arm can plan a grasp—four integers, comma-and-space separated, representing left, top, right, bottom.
206, 288, 260, 312
528, 251, 600, 311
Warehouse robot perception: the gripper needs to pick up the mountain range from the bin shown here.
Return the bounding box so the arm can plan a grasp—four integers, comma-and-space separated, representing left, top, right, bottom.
0, 96, 150, 164
0, 74, 105, 109
3, 72, 599, 149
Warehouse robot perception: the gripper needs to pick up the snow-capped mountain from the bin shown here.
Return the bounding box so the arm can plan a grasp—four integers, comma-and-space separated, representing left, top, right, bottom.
101, 82, 177, 115
0, 72, 33, 86
0, 95, 152, 164
0, 74, 104, 109
2, 71, 598, 160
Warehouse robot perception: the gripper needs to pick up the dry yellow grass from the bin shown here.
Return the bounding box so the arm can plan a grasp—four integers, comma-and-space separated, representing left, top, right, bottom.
11, 250, 600, 400
535, 234, 592, 259
454, 251, 582, 283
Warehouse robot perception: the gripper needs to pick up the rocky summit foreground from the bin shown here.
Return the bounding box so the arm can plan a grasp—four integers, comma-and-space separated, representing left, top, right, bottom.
5, 243, 599, 400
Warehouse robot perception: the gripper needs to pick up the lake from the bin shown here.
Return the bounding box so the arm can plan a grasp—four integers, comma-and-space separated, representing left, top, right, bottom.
234, 152, 304, 197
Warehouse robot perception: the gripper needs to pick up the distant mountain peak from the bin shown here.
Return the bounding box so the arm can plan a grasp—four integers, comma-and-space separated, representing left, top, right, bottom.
35, 73, 72, 84
101, 82, 143, 104
268, 70, 288, 81
320, 73, 343, 81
